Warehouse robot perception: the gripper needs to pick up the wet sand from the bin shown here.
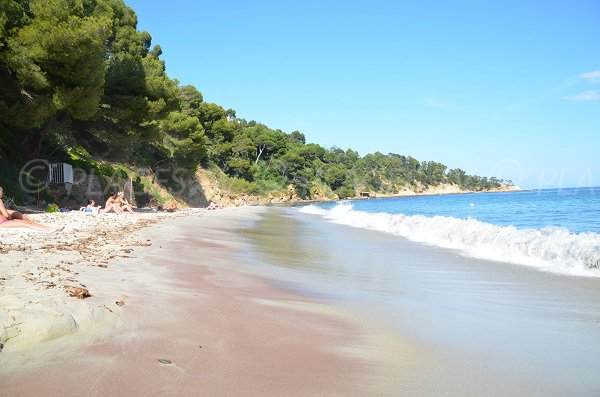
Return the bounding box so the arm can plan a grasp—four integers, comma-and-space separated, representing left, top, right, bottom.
243, 208, 600, 397
0, 208, 415, 396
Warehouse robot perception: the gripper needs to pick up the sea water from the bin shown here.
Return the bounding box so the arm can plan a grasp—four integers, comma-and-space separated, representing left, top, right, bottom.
242, 188, 600, 396
301, 187, 600, 277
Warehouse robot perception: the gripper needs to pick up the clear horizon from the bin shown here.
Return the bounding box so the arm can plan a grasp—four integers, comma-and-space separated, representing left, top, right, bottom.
126, 0, 600, 189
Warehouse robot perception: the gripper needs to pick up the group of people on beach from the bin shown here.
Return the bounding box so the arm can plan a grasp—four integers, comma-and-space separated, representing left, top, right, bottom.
80, 191, 136, 214
0, 187, 136, 232
1, 183, 241, 233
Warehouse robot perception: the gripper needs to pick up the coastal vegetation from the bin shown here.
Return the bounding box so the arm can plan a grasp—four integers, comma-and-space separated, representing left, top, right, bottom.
0, 0, 511, 204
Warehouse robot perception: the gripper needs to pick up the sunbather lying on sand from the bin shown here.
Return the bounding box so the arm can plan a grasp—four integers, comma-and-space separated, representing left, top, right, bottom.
0, 186, 62, 232
80, 199, 101, 214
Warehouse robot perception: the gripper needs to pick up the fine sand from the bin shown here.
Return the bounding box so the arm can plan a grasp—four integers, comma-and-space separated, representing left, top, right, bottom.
0, 209, 186, 356
0, 208, 416, 396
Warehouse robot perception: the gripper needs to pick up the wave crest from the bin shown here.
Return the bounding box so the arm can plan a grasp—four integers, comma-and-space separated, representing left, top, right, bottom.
299, 204, 600, 277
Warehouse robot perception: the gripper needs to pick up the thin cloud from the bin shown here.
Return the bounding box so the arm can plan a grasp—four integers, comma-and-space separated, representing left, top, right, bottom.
506, 76, 579, 111
422, 94, 455, 110
581, 70, 600, 83
424, 97, 448, 109
562, 90, 600, 102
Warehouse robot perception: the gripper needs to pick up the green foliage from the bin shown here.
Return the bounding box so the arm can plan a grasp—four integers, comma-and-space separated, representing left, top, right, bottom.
447, 168, 466, 185
0, 0, 510, 204
160, 111, 208, 175
198, 102, 226, 136
421, 161, 447, 186
219, 176, 257, 194
335, 186, 355, 199
210, 119, 237, 143
64, 146, 129, 192
288, 130, 306, 145
6, 0, 111, 127
322, 164, 348, 191
230, 131, 255, 160
45, 203, 59, 213
179, 85, 203, 118
255, 177, 287, 196
65, 146, 96, 170
226, 157, 257, 181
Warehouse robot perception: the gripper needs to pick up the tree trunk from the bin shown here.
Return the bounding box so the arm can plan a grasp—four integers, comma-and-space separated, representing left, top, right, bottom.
255, 144, 266, 164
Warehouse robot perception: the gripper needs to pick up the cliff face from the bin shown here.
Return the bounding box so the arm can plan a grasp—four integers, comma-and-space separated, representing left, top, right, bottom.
381, 182, 468, 196
188, 173, 521, 207
186, 169, 303, 207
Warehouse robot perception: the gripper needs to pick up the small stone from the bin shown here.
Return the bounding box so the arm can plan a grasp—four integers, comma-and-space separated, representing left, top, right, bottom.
158, 358, 172, 365
64, 286, 91, 299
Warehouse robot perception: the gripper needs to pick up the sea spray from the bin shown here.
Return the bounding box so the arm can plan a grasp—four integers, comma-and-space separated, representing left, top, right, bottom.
299, 204, 600, 277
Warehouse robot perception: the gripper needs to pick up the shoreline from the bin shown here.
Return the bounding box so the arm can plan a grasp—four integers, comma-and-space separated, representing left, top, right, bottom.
0, 207, 412, 396
243, 208, 600, 396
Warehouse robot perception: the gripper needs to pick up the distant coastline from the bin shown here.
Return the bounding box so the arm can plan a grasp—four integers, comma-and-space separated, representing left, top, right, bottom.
266, 183, 522, 207
361, 183, 522, 199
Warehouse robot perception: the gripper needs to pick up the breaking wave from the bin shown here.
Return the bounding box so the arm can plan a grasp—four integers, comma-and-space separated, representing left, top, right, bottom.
299, 203, 600, 277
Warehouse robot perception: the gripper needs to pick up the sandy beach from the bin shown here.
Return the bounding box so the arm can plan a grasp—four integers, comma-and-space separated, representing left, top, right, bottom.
3, 199, 599, 397
0, 208, 412, 396
0, 210, 177, 356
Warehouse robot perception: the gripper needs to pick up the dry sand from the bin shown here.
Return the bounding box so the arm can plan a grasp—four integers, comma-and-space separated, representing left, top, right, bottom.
0, 208, 415, 396
0, 210, 185, 356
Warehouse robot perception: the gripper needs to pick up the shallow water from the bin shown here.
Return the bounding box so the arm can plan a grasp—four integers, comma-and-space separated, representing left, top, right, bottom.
242, 208, 600, 396
300, 189, 600, 277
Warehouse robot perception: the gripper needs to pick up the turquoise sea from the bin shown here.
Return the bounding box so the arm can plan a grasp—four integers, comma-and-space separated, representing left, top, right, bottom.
243, 188, 600, 396
302, 187, 600, 277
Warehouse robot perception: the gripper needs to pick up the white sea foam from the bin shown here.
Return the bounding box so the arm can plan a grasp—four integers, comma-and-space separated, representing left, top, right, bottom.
299, 204, 600, 277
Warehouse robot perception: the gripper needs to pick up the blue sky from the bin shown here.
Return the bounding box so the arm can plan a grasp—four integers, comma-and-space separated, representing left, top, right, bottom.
127, 0, 600, 189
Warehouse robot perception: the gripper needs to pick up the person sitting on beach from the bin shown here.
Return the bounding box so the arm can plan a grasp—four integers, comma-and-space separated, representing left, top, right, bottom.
207, 201, 221, 210
103, 191, 124, 214
0, 186, 61, 232
116, 191, 136, 213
